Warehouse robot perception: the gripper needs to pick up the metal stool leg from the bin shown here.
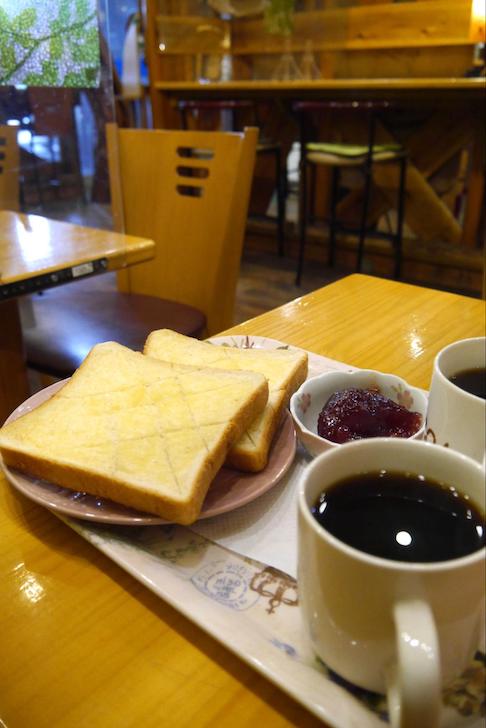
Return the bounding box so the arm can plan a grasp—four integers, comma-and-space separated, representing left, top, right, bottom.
328, 165, 339, 267
394, 156, 407, 279
296, 158, 308, 286
275, 146, 285, 256
30, 135, 43, 206
309, 163, 317, 224
357, 163, 373, 272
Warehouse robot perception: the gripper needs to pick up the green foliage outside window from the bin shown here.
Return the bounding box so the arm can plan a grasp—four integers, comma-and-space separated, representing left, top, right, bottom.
0, 0, 100, 87
264, 0, 295, 36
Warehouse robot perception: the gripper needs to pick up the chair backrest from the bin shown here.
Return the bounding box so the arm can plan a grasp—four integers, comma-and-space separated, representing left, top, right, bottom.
107, 123, 258, 335
0, 125, 19, 212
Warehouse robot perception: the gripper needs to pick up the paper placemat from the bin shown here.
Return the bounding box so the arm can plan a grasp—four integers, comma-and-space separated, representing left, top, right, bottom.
191, 447, 310, 578
190, 336, 351, 577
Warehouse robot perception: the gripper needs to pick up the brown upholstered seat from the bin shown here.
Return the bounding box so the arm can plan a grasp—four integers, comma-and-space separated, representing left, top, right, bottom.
21, 124, 258, 380
22, 288, 205, 379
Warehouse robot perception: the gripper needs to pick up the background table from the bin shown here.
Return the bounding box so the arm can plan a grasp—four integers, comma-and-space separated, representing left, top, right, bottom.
0, 274, 484, 728
0, 210, 154, 423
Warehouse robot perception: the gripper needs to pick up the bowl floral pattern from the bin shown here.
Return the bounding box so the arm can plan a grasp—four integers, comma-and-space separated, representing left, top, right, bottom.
290, 369, 428, 458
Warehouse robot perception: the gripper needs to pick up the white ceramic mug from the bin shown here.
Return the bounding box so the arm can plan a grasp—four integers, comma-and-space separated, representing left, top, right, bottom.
426, 337, 485, 465
298, 438, 485, 728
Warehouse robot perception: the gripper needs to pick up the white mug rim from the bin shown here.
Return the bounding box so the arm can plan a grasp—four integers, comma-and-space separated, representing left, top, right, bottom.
434, 337, 486, 405
299, 438, 486, 574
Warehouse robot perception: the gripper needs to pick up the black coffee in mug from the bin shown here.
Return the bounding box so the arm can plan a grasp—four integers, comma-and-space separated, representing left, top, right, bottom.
312, 471, 485, 563
449, 367, 486, 400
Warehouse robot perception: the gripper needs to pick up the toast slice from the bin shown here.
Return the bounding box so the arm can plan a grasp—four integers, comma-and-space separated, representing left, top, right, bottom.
0, 342, 268, 524
144, 330, 308, 472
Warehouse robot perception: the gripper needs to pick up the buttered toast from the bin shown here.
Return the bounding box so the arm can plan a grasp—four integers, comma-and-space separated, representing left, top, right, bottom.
144, 330, 308, 472
0, 342, 268, 524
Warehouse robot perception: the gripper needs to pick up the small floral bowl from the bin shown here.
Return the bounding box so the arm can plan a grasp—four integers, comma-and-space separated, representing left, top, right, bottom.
289, 369, 427, 458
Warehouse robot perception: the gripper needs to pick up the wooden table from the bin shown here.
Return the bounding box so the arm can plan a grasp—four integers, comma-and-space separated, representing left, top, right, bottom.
153, 77, 486, 248
0, 210, 154, 423
1, 274, 484, 728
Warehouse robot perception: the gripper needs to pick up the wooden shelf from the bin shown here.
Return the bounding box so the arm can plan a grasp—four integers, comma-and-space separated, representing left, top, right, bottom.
154, 78, 486, 92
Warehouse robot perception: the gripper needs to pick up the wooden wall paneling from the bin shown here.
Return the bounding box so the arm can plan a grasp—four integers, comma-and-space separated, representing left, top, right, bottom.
145, 3, 201, 124
374, 158, 462, 243
441, 149, 469, 214
155, 16, 230, 55
406, 110, 474, 178
147, 1, 477, 97
332, 46, 473, 79
358, 116, 463, 243
145, 0, 166, 127
461, 122, 486, 247
231, 55, 253, 80
231, 1, 473, 55
336, 107, 478, 238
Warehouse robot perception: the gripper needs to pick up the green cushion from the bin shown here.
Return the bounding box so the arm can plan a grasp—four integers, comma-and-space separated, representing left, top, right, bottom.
306, 142, 402, 157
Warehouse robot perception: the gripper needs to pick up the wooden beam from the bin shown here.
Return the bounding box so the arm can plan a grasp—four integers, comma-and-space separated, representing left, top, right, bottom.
406, 111, 474, 177
461, 125, 486, 247
373, 160, 462, 243
336, 114, 473, 243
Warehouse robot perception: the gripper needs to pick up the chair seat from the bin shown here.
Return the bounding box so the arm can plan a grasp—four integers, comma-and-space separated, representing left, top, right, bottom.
22, 288, 206, 379
306, 142, 403, 166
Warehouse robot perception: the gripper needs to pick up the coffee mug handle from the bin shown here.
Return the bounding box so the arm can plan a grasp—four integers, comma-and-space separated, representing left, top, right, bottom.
386, 599, 441, 728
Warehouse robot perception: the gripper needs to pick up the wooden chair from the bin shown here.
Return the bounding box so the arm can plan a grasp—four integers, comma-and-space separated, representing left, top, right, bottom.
178, 99, 286, 256
22, 124, 258, 378
0, 125, 20, 211
294, 101, 407, 285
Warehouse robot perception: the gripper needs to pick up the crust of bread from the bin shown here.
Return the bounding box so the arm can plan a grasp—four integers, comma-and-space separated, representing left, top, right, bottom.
0, 342, 268, 524
144, 330, 308, 472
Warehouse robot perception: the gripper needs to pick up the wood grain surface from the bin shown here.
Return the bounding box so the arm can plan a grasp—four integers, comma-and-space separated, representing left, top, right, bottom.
0, 210, 154, 285
1, 274, 484, 728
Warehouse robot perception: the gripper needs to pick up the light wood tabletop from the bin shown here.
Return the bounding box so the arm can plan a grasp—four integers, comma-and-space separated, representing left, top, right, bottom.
0, 210, 154, 289
0, 274, 484, 728
0, 210, 155, 423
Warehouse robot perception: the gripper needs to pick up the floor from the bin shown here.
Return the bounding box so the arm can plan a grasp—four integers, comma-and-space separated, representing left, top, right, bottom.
233, 250, 345, 324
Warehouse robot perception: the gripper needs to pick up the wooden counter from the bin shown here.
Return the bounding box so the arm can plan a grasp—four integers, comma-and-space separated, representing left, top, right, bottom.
153, 76, 486, 100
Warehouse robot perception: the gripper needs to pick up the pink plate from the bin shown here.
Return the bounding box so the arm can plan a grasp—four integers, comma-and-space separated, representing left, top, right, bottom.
1, 380, 296, 525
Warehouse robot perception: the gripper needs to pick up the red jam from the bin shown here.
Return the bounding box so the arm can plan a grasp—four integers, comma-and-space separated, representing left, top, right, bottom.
317, 388, 422, 444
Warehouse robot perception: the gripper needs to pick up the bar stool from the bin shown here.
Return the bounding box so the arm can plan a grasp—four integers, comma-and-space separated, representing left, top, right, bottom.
178, 99, 286, 256
294, 100, 407, 285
